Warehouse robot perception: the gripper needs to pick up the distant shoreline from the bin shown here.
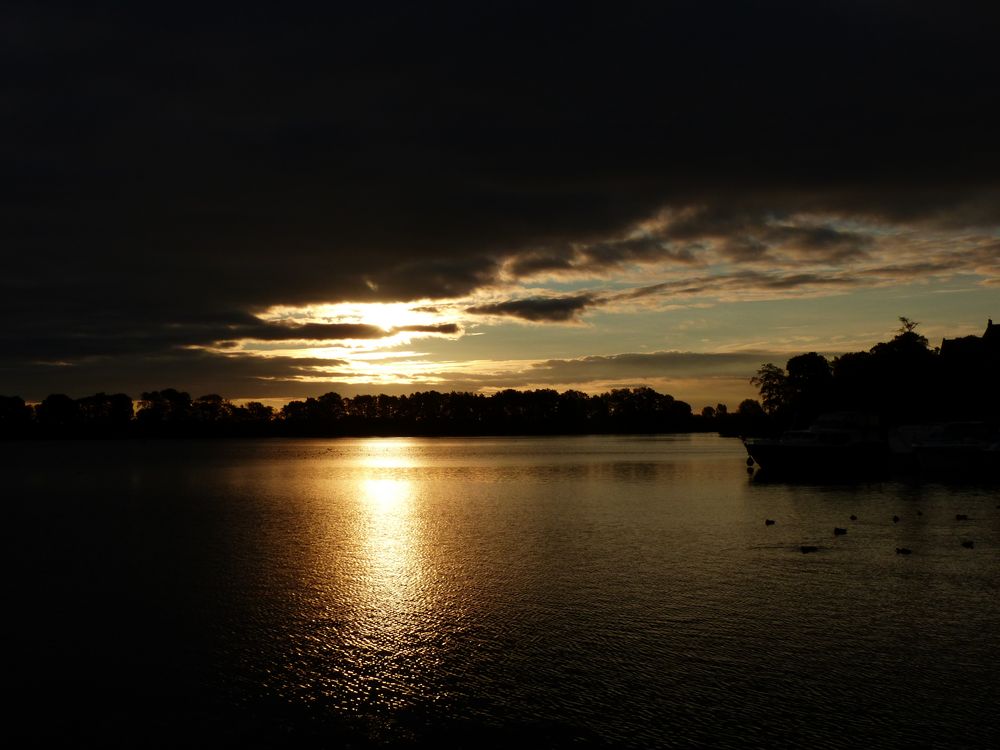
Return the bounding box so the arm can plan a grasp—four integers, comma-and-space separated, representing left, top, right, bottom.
1, 425, 729, 441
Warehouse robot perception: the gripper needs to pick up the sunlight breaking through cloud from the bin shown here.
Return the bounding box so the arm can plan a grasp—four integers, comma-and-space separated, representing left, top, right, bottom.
173, 208, 998, 400
258, 301, 452, 331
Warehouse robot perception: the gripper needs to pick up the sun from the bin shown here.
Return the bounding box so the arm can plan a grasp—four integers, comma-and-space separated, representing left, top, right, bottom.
257, 301, 448, 332
356, 303, 418, 331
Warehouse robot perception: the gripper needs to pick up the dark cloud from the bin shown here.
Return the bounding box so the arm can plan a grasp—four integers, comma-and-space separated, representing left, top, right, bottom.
500, 207, 879, 276
506, 237, 700, 278
0, 350, 350, 401
614, 271, 852, 303
583, 237, 700, 267
233, 322, 388, 343
395, 324, 461, 335
0, 314, 459, 363
466, 294, 600, 322
505, 250, 580, 277
634, 206, 876, 265
2, 1, 1000, 394
772, 226, 872, 261
713, 223, 872, 263
612, 262, 947, 305
757, 273, 856, 290
719, 236, 771, 263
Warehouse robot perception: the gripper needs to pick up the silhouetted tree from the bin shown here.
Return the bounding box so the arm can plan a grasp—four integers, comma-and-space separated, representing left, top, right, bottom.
784, 352, 833, 426
831, 350, 875, 411
10, 319, 995, 440
241, 401, 275, 423
76, 392, 133, 435
35, 394, 79, 435
136, 389, 193, 435
193, 394, 227, 422
735, 398, 770, 435
214, 400, 275, 436
0, 395, 32, 437
750, 364, 787, 415
749, 317, 998, 430
897, 316, 923, 337
867, 319, 937, 423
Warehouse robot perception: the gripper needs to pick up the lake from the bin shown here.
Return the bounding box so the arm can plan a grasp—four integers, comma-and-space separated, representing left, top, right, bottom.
5, 435, 998, 747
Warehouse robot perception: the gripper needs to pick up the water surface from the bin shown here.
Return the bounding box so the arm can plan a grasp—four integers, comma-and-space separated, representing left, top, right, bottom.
5, 435, 998, 747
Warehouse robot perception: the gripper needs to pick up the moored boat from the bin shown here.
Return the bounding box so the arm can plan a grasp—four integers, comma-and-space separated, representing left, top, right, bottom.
743, 412, 887, 477
889, 421, 999, 476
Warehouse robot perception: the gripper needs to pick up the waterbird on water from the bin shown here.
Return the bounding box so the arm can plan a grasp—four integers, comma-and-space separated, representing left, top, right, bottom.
896, 548, 912, 555
800, 545, 819, 554
765, 519, 776, 526
962, 541, 975, 549
850, 515, 857, 521
833, 527, 847, 535
956, 514, 968, 521
892, 515, 900, 523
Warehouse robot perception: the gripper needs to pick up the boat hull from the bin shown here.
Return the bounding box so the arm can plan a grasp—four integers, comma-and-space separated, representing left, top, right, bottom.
744, 439, 888, 477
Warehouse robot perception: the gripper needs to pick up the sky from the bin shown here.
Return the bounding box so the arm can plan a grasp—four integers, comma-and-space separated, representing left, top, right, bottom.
3, 1, 998, 410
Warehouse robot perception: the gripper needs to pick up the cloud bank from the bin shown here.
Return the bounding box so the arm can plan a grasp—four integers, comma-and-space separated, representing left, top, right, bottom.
2, 2, 999, 398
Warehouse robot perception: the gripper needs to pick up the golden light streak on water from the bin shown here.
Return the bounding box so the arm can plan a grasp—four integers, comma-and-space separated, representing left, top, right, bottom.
353, 442, 422, 623
358, 476, 417, 626
333, 440, 447, 712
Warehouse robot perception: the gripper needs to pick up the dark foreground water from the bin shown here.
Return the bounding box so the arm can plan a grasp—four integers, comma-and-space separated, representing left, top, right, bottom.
4, 435, 998, 748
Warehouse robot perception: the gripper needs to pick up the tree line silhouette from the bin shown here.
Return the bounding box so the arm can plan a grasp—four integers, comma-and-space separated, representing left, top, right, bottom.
0, 386, 699, 438
2, 319, 994, 439
724, 317, 1000, 437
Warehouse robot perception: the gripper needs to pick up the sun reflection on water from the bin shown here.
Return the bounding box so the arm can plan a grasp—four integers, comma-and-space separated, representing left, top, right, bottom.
355, 441, 421, 601
359, 477, 415, 587
338, 441, 444, 711
358, 439, 420, 471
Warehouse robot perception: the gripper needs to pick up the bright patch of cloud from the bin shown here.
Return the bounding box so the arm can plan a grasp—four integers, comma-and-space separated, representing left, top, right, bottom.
258, 301, 451, 331
486, 210, 1000, 315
